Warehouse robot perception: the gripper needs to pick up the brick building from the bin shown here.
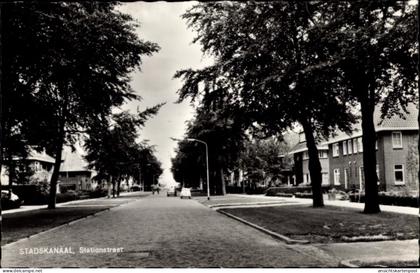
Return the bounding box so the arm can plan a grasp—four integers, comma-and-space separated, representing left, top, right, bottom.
326, 104, 419, 192
289, 133, 330, 186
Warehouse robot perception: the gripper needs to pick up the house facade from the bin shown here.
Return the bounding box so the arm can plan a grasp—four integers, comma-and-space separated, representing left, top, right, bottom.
289, 133, 330, 186
327, 104, 419, 192
58, 146, 94, 192
1, 148, 55, 186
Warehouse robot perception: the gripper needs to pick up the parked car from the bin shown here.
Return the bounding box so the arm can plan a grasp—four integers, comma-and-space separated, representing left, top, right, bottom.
1, 190, 23, 210
131, 185, 141, 192
180, 187, 192, 199
167, 186, 177, 197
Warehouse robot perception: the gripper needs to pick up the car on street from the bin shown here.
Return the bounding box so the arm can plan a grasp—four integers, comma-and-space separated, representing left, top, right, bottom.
130, 184, 142, 192
1, 190, 23, 210
167, 186, 177, 197
180, 187, 192, 199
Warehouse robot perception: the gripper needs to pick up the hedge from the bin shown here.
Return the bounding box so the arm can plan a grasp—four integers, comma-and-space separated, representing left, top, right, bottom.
349, 192, 419, 207
266, 186, 331, 196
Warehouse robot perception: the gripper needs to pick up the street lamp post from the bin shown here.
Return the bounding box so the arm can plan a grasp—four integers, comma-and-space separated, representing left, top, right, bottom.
185, 138, 210, 201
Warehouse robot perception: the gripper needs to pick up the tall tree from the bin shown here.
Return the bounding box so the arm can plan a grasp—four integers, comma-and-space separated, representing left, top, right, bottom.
85, 106, 163, 196
172, 105, 246, 195
2, 2, 160, 208
307, 1, 418, 213
176, 2, 356, 207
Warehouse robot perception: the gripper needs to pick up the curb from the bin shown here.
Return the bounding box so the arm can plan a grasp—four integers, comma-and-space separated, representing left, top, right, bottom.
208, 201, 298, 209
339, 260, 359, 268
3, 198, 137, 249
216, 209, 310, 245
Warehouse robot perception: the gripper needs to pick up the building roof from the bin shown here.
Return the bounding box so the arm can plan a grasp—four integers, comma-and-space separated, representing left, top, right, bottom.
26, 148, 55, 164
326, 103, 419, 144
288, 141, 329, 155
60, 146, 90, 173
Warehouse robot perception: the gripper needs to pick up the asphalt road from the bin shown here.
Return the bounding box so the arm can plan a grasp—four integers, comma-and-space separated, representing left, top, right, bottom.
2, 193, 337, 268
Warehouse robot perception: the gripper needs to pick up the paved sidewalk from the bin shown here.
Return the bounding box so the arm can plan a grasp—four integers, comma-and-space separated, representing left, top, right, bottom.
2, 191, 149, 215
2, 192, 150, 246
227, 194, 419, 215
2, 194, 337, 268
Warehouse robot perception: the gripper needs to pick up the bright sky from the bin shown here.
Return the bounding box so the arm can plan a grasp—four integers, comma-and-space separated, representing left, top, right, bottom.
117, 2, 212, 186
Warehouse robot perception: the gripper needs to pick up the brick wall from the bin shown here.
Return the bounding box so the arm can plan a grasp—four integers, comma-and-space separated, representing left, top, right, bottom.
381, 131, 419, 192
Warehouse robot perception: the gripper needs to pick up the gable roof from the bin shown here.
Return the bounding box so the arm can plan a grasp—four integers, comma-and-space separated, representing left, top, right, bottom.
60, 146, 90, 173
288, 141, 329, 155
26, 148, 55, 164
326, 103, 418, 144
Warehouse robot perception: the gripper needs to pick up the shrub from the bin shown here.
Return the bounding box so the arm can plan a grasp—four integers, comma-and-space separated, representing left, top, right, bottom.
275, 192, 294, 198
295, 192, 313, 199
56, 190, 79, 203
266, 186, 331, 196
89, 188, 108, 198
349, 191, 419, 207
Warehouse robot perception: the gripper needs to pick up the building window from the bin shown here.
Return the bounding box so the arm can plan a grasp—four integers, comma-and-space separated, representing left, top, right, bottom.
342, 141, 347, 155
332, 143, 339, 157
303, 173, 310, 184
357, 137, 363, 152
353, 139, 358, 154
322, 173, 329, 185
375, 140, 378, 150
299, 132, 306, 143
319, 151, 328, 159
359, 166, 365, 189
333, 168, 340, 185
344, 168, 349, 189
303, 151, 309, 160
394, 165, 405, 185
347, 140, 352, 154
392, 132, 402, 149
376, 164, 380, 185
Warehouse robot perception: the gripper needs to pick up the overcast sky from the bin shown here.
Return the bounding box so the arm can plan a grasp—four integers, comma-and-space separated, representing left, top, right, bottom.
117, 2, 212, 186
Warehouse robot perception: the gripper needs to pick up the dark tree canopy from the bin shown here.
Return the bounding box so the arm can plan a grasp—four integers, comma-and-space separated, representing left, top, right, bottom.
1, 2, 160, 208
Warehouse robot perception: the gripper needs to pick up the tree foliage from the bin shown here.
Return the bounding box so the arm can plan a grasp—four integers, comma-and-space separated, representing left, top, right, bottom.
176, 2, 357, 207
2, 2, 160, 208
306, 1, 418, 213
171, 105, 246, 195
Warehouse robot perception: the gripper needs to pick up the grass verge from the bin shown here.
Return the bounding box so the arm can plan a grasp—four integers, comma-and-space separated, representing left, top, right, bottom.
220, 205, 418, 244
2, 206, 108, 246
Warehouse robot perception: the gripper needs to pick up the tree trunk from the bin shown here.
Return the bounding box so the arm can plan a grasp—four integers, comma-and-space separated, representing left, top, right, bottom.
220, 167, 226, 195
48, 124, 65, 209
117, 177, 121, 197
360, 94, 381, 214
301, 119, 324, 207
7, 153, 15, 197
112, 178, 116, 198
0, 5, 3, 188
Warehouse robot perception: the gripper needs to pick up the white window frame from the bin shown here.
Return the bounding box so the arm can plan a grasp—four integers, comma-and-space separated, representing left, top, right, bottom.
359, 166, 364, 189
332, 143, 339, 157
357, 137, 363, 152
347, 140, 352, 154
322, 172, 329, 185
344, 168, 349, 189
333, 168, 340, 185
392, 132, 403, 149
394, 164, 405, 185
353, 139, 358, 154
343, 141, 347, 155
319, 150, 328, 159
